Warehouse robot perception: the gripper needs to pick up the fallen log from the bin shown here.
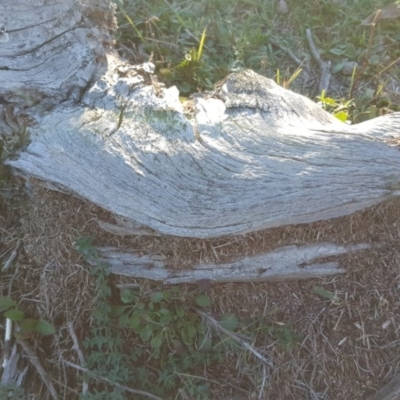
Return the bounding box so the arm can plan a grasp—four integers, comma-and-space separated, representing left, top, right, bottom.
1, 0, 400, 283
3, 1, 400, 239
6, 58, 400, 238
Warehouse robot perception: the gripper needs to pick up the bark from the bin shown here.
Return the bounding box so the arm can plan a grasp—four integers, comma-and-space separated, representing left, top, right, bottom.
367, 375, 400, 400
0, 0, 115, 109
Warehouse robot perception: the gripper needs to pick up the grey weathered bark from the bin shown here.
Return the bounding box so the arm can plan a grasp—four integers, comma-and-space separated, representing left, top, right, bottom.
1, 0, 400, 282
6, 59, 400, 238
98, 243, 372, 284
367, 374, 400, 400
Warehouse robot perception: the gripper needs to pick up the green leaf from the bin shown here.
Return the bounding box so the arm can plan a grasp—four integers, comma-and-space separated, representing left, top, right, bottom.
185, 323, 196, 339
162, 290, 171, 300
175, 305, 185, 318
330, 48, 346, 55
159, 315, 171, 326
110, 305, 126, 318
196, 322, 206, 334
120, 289, 138, 304
35, 319, 56, 335
321, 97, 336, 106
313, 286, 336, 300
332, 62, 346, 74
219, 313, 238, 331
369, 54, 380, 65
171, 339, 184, 352
4, 309, 25, 321
150, 292, 164, 303
0, 296, 16, 313
334, 110, 349, 122
198, 337, 213, 352
150, 335, 163, 349
128, 315, 141, 329
140, 324, 153, 341
20, 318, 38, 334
118, 314, 130, 328
194, 294, 211, 308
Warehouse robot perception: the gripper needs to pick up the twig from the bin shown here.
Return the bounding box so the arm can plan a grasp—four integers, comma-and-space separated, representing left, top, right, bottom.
67, 322, 88, 395
114, 283, 140, 290
2, 252, 22, 386
62, 359, 163, 400
305, 28, 331, 93
17, 339, 59, 400
349, 14, 380, 99
196, 309, 273, 367
2, 318, 12, 370
1, 344, 29, 387
258, 365, 268, 400
269, 38, 307, 70
2, 240, 19, 272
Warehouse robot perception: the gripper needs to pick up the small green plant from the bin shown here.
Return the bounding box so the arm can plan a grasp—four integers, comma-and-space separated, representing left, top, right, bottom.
75, 237, 229, 400
243, 308, 302, 353
0, 296, 55, 338
317, 90, 354, 123
112, 286, 214, 360
159, 27, 213, 94
275, 67, 303, 89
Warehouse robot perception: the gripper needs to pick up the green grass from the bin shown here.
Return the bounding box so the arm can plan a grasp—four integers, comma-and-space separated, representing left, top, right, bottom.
113, 0, 400, 121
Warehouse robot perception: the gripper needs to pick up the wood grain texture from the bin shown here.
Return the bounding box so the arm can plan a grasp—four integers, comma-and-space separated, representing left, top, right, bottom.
0, 0, 115, 108
4, 2, 400, 239
9, 62, 400, 238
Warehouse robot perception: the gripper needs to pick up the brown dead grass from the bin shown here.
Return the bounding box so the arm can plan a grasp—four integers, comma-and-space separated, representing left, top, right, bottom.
2, 179, 400, 399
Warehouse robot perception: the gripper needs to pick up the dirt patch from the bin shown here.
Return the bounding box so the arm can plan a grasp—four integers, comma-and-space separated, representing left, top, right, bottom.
1, 179, 400, 399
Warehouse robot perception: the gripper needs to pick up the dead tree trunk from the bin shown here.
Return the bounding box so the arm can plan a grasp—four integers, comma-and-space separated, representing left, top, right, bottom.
1, 0, 400, 282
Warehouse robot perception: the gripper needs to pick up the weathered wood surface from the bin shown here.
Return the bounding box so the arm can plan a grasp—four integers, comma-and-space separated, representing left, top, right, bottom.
7, 62, 400, 238
0, 0, 116, 109
97, 243, 370, 284
367, 374, 400, 400
2, 0, 400, 240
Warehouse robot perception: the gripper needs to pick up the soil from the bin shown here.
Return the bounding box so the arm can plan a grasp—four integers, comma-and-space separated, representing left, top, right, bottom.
2, 177, 400, 399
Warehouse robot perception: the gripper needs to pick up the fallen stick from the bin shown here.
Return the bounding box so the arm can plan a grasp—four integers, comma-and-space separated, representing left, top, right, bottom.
17, 339, 58, 400
196, 309, 273, 368
306, 28, 331, 93
67, 322, 88, 395
62, 359, 163, 400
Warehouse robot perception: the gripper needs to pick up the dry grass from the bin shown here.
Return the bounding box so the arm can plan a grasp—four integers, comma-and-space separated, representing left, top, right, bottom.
1, 178, 400, 399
